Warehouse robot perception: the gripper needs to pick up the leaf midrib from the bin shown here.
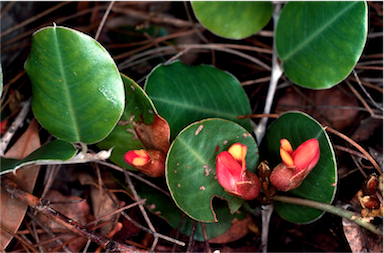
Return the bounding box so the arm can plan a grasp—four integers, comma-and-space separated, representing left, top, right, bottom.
53, 27, 80, 141
151, 96, 242, 120
282, 2, 358, 61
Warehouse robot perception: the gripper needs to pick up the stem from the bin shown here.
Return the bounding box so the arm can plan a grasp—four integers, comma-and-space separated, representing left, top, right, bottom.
254, 3, 283, 144
257, 4, 283, 253
261, 204, 274, 253
272, 195, 383, 235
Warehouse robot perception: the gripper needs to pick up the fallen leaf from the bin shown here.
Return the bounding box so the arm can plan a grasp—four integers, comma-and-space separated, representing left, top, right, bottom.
1, 118, 40, 249
275, 86, 360, 130
208, 215, 253, 244
79, 172, 121, 236
36, 189, 93, 252
342, 190, 383, 252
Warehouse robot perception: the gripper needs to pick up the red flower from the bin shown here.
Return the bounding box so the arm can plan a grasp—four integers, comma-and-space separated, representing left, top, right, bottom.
124, 149, 165, 177
270, 138, 320, 192
216, 143, 261, 200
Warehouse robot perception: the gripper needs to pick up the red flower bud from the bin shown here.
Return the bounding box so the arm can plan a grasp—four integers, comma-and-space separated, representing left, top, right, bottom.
270, 138, 320, 192
124, 149, 165, 177
216, 143, 261, 200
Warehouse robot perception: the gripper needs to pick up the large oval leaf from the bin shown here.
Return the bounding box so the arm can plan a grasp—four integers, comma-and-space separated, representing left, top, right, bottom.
260, 111, 337, 224
191, 1, 272, 39
97, 74, 156, 169
144, 62, 252, 140
276, 1, 368, 89
25, 25, 125, 143
166, 118, 258, 222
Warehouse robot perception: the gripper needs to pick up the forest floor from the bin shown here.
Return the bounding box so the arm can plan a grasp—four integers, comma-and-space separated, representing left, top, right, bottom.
1, 2, 383, 252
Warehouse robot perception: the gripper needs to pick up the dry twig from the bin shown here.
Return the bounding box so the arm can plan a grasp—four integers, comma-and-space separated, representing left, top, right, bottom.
1, 177, 147, 252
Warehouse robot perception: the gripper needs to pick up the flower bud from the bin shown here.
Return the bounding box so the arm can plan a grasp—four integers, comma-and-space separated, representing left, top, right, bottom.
360, 196, 380, 210
270, 138, 320, 192
124, 149, 165, 177
216, 143, 261, 200
362, 175, 379, 196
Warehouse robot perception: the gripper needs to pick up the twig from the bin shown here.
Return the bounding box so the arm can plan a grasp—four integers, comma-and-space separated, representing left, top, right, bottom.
352, 70, 383, 112
201, 222, 212, 253
186, 220, 197, 253
272, 195, 382, 235
27, 212, 72, 253
241, 76, 271, 86
1, 177, 146, 252
95, 160, 170, 196
95, 162, 185, 247
0, 223, 38, 252
86, 199, 147, 228
0, 97, 31, 156
326, 127, 382, 175
172, 213, 186, 252
0, 2, 70, 38
118, 44, 271, 71
123, 170, 159, 251
333, 144, 369, 160
95, 1, 115, 40
238, 113, 280, 119
111, 6, 200, 28
1, 5, 107, 48
0, 70, 25, 108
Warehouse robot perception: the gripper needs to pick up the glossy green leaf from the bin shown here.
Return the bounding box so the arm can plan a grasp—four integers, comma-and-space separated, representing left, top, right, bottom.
25, 25, 125, 144
145, 62, 252, 140
97, 74, 156, 169
0, 140, 77, 175
133, 178, 246, 241
192, 1, 272, 39
166, 118, 258, 222
260, 111, 337, 224
276, 1, 368, 89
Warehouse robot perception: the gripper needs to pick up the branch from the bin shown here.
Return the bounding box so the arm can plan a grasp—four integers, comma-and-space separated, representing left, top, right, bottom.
1, 177, 147, 252
0, 97, 31, 156
272, 195, 383, 235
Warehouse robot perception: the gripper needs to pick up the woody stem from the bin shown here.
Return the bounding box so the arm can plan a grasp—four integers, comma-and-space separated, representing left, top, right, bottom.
272, 195, 382, 235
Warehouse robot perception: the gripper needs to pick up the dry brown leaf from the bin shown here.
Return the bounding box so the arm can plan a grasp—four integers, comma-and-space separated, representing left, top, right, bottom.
133, 114, 170, 154
275, 86, 360, 130
36, 189, 93, 252
208, 215, 253, 244
79, 172, 121, 236
1, 118, 41, 249
342, 190, 383, 252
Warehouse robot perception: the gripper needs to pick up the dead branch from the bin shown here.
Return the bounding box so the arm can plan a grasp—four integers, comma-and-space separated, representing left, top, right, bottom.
1, 177, 147, 253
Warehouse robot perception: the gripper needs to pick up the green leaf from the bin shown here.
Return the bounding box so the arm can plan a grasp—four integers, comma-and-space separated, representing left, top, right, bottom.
145, 62, 252, 140
0, 139, 77, 175
133, 178, 246, 241
260, 111, 337, 224
276, 1, 368, 89
97, 74, 156, 169
192, 1, 272, 39
25, 25, 125, 144
166, 118, 258, 222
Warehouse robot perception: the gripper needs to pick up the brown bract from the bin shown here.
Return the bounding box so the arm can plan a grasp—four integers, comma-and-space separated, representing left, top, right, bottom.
133, 114, 170, 154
